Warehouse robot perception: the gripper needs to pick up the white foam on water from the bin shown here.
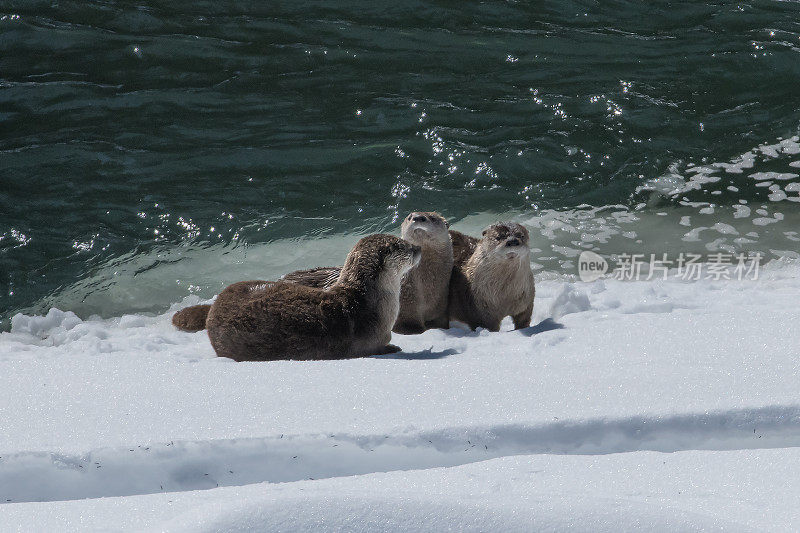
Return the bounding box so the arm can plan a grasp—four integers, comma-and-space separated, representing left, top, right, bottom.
750, 172, 799, 181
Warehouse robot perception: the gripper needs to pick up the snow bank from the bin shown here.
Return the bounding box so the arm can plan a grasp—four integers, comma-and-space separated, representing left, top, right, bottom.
4, 450, 800, 532
1, 262, 800, 530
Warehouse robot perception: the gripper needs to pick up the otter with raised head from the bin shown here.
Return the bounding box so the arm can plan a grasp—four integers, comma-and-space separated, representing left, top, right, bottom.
448, 222, 535, 332
279, 211, 453, 334
205, 234, 421, 361
394, 211, 453, 333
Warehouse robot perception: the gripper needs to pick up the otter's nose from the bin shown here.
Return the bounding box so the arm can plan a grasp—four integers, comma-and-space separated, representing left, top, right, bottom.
506, 238, 520, 247
412, 215, 427, 223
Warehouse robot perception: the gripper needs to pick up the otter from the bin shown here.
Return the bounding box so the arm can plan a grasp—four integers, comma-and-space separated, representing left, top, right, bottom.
394, 211, 453, 333
277, 212, 453, 334
205, 234, 421, 361
448, 222, 535, 332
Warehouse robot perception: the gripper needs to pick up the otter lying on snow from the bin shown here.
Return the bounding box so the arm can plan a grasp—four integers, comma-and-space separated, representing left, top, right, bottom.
205, 234, 420, 361
173, 211, 453, 335
448, 222, 535, 332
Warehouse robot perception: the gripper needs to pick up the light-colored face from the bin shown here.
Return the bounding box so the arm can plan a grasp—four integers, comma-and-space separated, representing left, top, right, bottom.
481, 223, 531, 260
400, 212, 450, 245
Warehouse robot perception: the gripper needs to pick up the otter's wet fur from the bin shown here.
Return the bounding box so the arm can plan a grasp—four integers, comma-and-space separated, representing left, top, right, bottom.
205, 234, 421, 361
448, 223, 535, 332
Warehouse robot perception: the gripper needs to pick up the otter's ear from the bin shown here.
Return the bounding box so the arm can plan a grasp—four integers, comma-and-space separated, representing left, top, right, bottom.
481, 229, 487, 236
445, 220, 450, 228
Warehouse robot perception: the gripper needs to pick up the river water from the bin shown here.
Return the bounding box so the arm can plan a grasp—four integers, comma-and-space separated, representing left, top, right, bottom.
2, 1, 799, 325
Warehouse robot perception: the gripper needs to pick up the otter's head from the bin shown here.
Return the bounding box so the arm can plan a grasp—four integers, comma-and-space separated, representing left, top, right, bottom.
400, 211, 450, 246
480, 222, 531, 261
339, 234, 421, 288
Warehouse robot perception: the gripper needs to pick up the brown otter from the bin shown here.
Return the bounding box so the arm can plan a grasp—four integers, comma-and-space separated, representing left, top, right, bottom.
448, 222, 535, 332
278, 212, 453, 334
394, 211, 453, 333
205, 234, 421, 361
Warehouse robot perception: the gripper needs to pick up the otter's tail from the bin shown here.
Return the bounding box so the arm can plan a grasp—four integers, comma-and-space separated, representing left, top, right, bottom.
172, 304, 211, 332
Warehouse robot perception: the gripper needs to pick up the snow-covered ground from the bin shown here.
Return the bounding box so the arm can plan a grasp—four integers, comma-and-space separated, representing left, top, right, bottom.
1, 261, 800, 531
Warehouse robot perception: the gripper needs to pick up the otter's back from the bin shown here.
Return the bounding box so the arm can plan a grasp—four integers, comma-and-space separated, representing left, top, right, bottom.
280, 267, 341, 289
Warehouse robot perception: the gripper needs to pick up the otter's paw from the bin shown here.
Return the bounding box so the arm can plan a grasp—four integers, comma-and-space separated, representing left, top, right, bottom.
375, 344, 402, 355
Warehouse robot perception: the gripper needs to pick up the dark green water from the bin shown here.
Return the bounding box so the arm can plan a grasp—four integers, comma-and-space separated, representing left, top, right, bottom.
2, 1, 800, 326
